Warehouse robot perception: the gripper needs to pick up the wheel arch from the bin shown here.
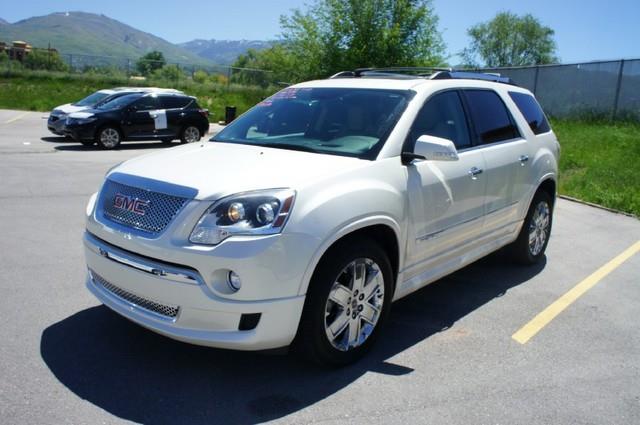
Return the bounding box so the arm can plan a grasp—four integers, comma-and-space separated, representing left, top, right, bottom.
298, 217, 402, 297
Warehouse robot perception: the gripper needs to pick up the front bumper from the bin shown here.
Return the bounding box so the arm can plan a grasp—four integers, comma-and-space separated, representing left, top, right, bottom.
84, 232, 306, 350
47, 116, 66, 135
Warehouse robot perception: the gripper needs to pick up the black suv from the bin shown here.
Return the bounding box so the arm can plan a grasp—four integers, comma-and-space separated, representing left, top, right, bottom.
64, 92, 210, 149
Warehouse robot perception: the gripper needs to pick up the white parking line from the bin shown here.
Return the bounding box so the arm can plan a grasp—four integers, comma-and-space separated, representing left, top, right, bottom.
4, 112, 29, 124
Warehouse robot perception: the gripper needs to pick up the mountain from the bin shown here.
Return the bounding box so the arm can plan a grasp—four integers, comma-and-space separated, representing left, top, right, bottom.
179, 39, 272, 65
0, 12, 209, 65
0, 18, 8, 25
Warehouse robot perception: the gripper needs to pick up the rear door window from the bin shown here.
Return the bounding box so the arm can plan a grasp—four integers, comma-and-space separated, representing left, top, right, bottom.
160, 96, 191, 109
463, 90, 520, 144
508, 92, 551, 135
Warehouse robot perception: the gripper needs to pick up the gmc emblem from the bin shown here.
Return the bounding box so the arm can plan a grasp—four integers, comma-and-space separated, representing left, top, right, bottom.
113, 193, 150, 216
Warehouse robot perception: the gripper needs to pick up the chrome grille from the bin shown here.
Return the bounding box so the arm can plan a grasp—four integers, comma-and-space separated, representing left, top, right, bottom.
100, 180, 188, 234
90, 270, 179, 320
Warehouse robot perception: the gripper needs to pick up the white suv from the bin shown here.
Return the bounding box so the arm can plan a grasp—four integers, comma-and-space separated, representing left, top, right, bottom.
84, 69, 559, 365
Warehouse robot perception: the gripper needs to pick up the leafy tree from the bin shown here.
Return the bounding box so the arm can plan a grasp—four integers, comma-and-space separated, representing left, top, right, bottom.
150, 64, 184, 81
23, 49, 70, 72
461, 12, 558, 67
136, 50, 166, 76
233, 0, 445, 83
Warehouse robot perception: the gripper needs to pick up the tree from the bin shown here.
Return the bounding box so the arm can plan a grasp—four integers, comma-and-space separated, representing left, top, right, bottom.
136, 51, 166, 76
461, 12, 558, 67
233, 0, 446, 83
23, 49, 70, 72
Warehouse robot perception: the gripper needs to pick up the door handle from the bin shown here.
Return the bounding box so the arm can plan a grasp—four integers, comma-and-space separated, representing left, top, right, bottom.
179, 112, 186, 117
468, 167, 483, 180
519, 155, 529, 165
150, 114, 158, 118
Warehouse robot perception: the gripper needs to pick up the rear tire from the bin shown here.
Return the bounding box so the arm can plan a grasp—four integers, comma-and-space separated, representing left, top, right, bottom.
180, 126, 200, 143
510, 190, 553, 265
96, 126, 122, 150
295, 238, 393, 366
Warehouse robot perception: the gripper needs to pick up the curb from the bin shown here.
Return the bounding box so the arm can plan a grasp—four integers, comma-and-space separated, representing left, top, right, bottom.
558, 195, 637, 219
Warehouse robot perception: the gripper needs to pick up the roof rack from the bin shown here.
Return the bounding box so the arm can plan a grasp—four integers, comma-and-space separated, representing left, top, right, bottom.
328, 67, 518, 86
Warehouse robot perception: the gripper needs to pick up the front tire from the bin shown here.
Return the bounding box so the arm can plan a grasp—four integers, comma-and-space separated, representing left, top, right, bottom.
96, 126, 121, 149
296, 239, 393, 366
180, 125, 201, 143
511, 190, 553, 264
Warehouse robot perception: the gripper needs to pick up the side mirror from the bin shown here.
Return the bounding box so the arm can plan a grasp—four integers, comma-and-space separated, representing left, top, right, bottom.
401, 135, 459, 165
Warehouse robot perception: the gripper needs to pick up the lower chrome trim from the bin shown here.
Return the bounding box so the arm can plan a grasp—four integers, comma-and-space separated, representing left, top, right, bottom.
89, 269, 180, 322
84, 232, 202, 285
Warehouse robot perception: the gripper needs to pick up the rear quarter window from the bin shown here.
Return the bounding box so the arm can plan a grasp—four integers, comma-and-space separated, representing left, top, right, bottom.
160, 96, 192, 109
463, 90, 520, 144
508, 92, 551, 135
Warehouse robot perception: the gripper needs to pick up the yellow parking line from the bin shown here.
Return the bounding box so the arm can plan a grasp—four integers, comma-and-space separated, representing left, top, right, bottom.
513, 240, 640, 344
4, 111, 29, 124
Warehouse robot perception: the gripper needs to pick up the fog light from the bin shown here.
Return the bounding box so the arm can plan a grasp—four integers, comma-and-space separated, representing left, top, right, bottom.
227, 271, 242, 291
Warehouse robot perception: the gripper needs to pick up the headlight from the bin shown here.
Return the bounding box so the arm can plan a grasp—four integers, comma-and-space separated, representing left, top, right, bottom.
76, 116, 97, 124
189, 189, 296, 245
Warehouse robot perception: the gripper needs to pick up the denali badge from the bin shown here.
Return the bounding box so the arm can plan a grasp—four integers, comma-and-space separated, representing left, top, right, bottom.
113, 193, 150, 216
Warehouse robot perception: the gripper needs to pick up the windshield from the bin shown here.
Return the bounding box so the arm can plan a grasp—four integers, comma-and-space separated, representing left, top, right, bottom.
73, 91, 110, 107
212, 87, 414, 159
95, 93, 143, 111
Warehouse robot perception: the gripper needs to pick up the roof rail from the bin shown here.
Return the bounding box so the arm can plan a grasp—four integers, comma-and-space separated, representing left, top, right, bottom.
329, 67, 452, 79
430, 70, 517, 85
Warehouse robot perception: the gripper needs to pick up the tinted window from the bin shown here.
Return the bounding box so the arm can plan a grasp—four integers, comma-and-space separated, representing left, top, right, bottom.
464, 90, 520, 144
96, 93, 143, 110
213, 87, 413, 160
74, 91, 110, 107
408, 91, 471, 150
160, 96, 191, 109
132, 95, 159, 111
509, 92, 551, 135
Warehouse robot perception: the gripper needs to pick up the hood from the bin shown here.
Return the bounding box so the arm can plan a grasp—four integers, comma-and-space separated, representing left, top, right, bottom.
68, 111, 97, 119
110, 142, 368, 200
53, 103, 87, 115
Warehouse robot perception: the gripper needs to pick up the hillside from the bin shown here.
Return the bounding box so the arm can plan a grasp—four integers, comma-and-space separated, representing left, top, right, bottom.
0, 12, 209, 65
179, 39, 272, 65
0, 18, 8, 25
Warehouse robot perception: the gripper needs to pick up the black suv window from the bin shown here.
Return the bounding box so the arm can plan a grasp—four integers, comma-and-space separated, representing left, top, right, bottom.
464, 90, 520, 144
160, 96, 191, 109
408, 91, 471, 150
132, 95, 159, 111
508, 92, 551, 135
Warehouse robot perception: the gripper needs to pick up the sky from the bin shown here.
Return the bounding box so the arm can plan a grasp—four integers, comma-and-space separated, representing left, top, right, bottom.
2, 0, 639, 64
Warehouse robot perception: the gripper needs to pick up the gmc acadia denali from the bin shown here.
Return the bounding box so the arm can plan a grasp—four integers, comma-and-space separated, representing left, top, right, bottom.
83, 69, 559, 365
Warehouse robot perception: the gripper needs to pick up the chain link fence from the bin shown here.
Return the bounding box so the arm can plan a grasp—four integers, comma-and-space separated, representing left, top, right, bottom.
479, 59, 640, 121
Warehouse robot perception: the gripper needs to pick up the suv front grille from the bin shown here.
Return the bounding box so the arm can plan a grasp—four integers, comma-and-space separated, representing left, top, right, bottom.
90, 270, 180, 320
100, 180, 188, 234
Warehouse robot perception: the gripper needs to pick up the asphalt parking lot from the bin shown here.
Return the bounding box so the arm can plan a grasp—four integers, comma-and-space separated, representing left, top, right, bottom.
1, 108, 639, 425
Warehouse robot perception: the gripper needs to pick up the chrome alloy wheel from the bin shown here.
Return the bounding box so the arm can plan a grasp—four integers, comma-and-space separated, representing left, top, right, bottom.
528, 201, 551, 256
183, 126, 200, 143
324, 258, 385, 351
99, 128, 120, 148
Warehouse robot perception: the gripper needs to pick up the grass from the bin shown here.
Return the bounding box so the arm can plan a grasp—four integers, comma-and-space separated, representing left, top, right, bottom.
0, 70, 277, 122
552, 119, 640, 217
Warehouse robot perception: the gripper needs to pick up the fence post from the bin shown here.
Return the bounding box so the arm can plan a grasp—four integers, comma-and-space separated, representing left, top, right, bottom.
533, 65, 540, 95
69, 54, 73, 72
612, 60, 625, 120
227, 67, 231, 87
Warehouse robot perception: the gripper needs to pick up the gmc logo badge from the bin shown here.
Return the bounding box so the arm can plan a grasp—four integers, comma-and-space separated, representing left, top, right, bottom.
113, 193, 150, 216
